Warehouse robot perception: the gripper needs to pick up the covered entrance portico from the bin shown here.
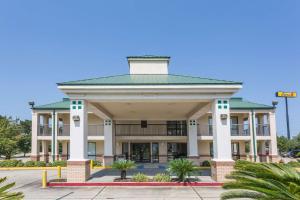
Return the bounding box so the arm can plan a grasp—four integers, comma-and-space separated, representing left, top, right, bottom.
58, 92, 240, 182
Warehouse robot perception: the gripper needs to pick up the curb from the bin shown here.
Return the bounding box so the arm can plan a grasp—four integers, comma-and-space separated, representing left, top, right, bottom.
0, 167, 67, 170
48, 182, 223, 187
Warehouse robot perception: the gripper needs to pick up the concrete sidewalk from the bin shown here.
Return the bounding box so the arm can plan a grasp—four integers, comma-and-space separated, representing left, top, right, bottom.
0, 170, 224, 200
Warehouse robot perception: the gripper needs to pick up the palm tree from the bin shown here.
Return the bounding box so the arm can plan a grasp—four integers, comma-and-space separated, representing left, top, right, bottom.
112, 160, 135, 179
168, 159, 197, 182
221, 160, 300, 200
0, 177, 24, 200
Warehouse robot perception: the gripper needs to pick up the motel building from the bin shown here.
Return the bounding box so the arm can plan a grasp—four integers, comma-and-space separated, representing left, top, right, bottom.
30, 56, 278, 182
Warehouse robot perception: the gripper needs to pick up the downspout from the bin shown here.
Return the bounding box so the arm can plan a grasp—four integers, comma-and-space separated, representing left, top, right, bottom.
52, 109, 56, 162
251, 109, 257, 162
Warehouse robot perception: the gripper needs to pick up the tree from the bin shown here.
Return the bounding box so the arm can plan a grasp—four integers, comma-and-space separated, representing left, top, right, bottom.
0, 177, 24, 199
221, 160, 300, 200
19, 120, 31, 135
17, 134, 31, 157
0, 116, 21, 159
277, 134, 300, 154
0, 138, 18, 159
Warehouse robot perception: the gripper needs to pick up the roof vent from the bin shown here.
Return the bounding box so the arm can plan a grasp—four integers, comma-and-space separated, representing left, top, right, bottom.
127, 55, 170, 75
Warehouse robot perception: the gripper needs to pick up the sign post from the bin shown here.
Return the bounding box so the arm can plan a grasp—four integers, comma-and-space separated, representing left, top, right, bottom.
276, 91, 297, 140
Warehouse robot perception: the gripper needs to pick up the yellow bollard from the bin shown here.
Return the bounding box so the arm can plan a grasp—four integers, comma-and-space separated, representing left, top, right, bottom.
57, 166, 61, 179
42, 170, 47, 188
90, 160, 94, 171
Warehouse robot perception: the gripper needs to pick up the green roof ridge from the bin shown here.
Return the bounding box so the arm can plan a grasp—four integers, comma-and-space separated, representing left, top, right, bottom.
57, 74, 242, 86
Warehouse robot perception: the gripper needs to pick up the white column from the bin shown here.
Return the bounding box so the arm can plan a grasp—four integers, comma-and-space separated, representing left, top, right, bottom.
104, 119, 113, 156
211, 99, 232, 161
187, 119, 198, 157
69, 99, 88, 161
249, 111, 258, 162
269, 111, 278, 160
51, 111, 58, 161
31, 112, 39, 160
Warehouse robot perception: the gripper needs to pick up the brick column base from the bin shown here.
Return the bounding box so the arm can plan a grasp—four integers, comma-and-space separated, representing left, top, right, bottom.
103, 156, 114, 167
188, 156, 200, 166
211, 160, 235, 182
67, 160, 90, 182
30, 155, 40, 161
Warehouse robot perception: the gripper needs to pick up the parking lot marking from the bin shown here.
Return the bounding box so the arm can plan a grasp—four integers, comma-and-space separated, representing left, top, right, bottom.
91, 186, 106, 200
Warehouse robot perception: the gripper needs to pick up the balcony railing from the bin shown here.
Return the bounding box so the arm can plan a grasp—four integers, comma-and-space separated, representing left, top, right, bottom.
38, 125, 52, 136
197, 124, 250, 136
256, 124, 270, 136
115, 124, 187, 136
231, 124, 250, 136
197, 125, 213, 136
38, 124, 104, 137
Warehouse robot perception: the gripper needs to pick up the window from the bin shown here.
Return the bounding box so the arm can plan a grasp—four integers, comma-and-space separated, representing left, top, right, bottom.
245, 142, 250, 154
141, 120, 147, 128
88, 142, 96, 160
209, 142, 214, 157
152, 143, 159, 163
208, 117, 213, 136
167, 143, 187, 161
167, 121, 187, 136
230, 117, 239, 136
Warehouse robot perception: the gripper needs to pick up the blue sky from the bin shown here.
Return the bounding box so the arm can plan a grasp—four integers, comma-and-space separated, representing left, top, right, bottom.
0, 0, 299, 137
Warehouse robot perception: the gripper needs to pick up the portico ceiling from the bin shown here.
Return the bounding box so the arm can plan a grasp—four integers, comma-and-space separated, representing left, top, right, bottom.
93, 102, 208, 120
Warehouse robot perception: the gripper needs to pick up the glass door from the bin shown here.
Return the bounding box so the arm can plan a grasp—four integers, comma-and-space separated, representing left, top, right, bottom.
131, 143, 151, 163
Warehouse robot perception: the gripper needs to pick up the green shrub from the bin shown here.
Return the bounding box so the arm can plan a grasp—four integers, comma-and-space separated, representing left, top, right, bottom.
168, 159, 197, 182
153, 173, 171, 182
201, 160, 211, 167
35, 161, 46, 167
0, 160, 21, 167
16, 162, 24, 167
132, 173, 149, 182
50, 160, 67, 167
112, 160, 136, 179
93, 160, 102, 167
24, 161, 36, 167
287, 161, 300, 168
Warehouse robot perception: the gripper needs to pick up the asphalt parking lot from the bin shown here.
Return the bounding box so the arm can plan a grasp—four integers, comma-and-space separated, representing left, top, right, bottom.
0, 170, 225, 200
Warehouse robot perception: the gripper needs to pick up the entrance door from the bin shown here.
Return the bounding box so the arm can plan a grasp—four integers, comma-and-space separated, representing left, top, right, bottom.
131, 143, 151, 163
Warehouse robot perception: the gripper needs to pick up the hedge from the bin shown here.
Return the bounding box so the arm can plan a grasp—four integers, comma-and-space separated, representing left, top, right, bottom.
0, 160, 102, 167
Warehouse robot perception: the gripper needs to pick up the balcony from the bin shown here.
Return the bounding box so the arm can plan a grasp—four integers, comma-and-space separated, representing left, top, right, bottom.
38, 125, 52, 136
115, 124, 187, 136
37, 124, 104, 137
230, 124, 250, 136
256, 124, 270, 136
197, 124, 250, 136
197, 125, 213, 136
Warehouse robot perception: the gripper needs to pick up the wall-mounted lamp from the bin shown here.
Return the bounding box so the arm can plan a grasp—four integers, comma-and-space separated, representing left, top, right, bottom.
272, 101, 278, 108
72, 115, 80, 121
220, 114, 228, 120
28, 101, 35, 109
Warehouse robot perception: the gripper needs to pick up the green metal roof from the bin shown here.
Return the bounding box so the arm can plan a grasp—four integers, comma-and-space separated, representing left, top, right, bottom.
57, 74, 242, 86
230, 98, 274, 110
34, 98, 71, 110
33, 97, 273, 111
